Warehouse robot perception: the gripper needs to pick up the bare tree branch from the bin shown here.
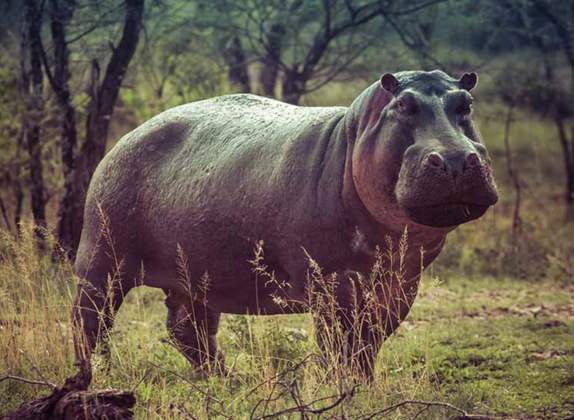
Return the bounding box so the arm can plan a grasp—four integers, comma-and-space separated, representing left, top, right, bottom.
357, 399, 485, 419
381, 10, 448, 71
394, 0, 447, 16
253, 384, 359, 419
0, 374, 57, 389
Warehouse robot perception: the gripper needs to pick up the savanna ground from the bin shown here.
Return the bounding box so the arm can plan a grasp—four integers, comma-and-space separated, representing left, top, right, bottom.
1, 88, 574, 418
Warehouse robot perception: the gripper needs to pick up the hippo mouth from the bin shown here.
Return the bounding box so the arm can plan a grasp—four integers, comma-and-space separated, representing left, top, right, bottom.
403, 202, 490, 227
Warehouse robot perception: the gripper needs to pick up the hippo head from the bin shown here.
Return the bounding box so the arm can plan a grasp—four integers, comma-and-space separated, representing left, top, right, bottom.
350, 70, 498, 229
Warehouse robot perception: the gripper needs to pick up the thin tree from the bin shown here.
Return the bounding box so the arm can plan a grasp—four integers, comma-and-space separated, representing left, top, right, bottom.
41, 0, 78, 256
56, 0, 144, 257
21, 0, 47, 238
502, 104, 521, 239
222, 35, 252, 93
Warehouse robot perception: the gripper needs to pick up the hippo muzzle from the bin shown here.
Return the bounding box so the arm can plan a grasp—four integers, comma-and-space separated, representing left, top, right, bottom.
396, 143, 499, 228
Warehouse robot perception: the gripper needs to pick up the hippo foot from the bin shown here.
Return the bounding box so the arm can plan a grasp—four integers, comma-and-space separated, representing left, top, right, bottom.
193, 350, 228, 378
315, 353, 375, 383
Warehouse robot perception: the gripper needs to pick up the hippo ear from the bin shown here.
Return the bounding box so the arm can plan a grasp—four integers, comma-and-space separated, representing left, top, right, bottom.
380, 73, 399, 95
460, 72, 478, 91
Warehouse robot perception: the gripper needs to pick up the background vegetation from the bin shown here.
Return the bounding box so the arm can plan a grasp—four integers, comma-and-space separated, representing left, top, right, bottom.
0, 0, 573, 418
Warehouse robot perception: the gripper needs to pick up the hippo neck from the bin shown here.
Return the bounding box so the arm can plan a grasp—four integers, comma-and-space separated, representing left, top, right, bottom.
334, 83, 449, 254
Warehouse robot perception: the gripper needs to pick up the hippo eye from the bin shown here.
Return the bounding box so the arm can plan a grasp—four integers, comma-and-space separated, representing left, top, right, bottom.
458, 103, 472, 117
397, 95, 417, 115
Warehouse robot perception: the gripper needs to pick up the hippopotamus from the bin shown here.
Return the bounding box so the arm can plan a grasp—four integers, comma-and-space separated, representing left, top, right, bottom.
72, 70, 498, 379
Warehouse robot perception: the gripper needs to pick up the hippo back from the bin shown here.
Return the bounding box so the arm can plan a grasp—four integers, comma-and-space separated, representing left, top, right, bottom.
75, 94, 348, 307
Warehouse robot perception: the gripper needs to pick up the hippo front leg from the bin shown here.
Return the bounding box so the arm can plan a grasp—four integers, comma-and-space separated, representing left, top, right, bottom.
71, 276, 131, 386
164, 290, 225, 374
313, 271, 420, 380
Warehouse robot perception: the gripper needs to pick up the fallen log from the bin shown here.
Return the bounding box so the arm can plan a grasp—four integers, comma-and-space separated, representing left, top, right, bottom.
3, 368, 135, 419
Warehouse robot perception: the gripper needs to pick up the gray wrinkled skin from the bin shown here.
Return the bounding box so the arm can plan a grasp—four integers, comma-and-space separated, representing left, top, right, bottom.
73, 70, 498, 378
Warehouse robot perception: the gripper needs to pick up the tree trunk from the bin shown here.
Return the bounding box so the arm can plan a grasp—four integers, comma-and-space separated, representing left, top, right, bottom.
281, 70, 305, 104
503, 105, 521, 241
57, 0, 144, 257
22, 0, 47, 237
571, 124, 574, 198
570, 124, 574, 219
48, 0, 79, 258
222, 35, 251, 93
555, 117, 574, 205
0, 194, 10, 231
13, 128, 25, 232
259, 22, 285, 98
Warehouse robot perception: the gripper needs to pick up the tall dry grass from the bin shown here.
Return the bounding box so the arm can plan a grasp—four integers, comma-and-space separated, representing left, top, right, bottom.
1, 222, 464, 418
0, 224, 77, 407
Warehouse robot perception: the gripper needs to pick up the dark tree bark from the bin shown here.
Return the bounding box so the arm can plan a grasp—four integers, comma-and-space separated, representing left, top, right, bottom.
21, 0, 47, 237
222, 35, 251, 93
502, 105, 521, 240
259, 22, 285, 98
258, 0, 305, 98
555, 117, 574, 205
45, 0, 79, 257
13, 128, 25, 232
0, 193, 10, 231
281, 69, 305, 105
57, 0, 144, 257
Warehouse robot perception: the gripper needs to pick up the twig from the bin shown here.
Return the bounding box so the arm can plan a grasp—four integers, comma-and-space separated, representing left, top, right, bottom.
247, 355, 317, 419
243, 353, 317, 403
250, 383, 290, 420
147, 362, 230, 419
254, 384, 359, 419
358, 399, 490, 419
18, 349, 55, 390
0, 374, 57, 389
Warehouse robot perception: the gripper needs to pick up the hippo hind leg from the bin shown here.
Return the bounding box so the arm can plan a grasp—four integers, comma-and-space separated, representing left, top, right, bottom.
164, 290, 225, 374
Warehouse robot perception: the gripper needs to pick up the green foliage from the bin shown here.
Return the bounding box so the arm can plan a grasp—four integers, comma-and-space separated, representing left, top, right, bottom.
0, 58, 22, 180
124, 41, 227, 124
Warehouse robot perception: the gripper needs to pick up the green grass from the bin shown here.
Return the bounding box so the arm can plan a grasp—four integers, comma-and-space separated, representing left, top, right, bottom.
1, 225, 573, 418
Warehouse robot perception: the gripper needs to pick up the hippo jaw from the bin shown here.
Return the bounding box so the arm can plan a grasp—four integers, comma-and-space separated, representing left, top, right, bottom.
395, 160, 499, 228
402, 202, 491, 228
395, 153, 499, 228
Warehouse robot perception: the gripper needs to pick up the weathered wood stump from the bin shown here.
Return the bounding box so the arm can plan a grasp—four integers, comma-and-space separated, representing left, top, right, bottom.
4, 369, 135, 420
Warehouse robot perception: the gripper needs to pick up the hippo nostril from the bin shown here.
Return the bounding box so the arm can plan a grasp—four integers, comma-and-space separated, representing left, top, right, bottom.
427, 152, 444, 169
465, 152, 480, 169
